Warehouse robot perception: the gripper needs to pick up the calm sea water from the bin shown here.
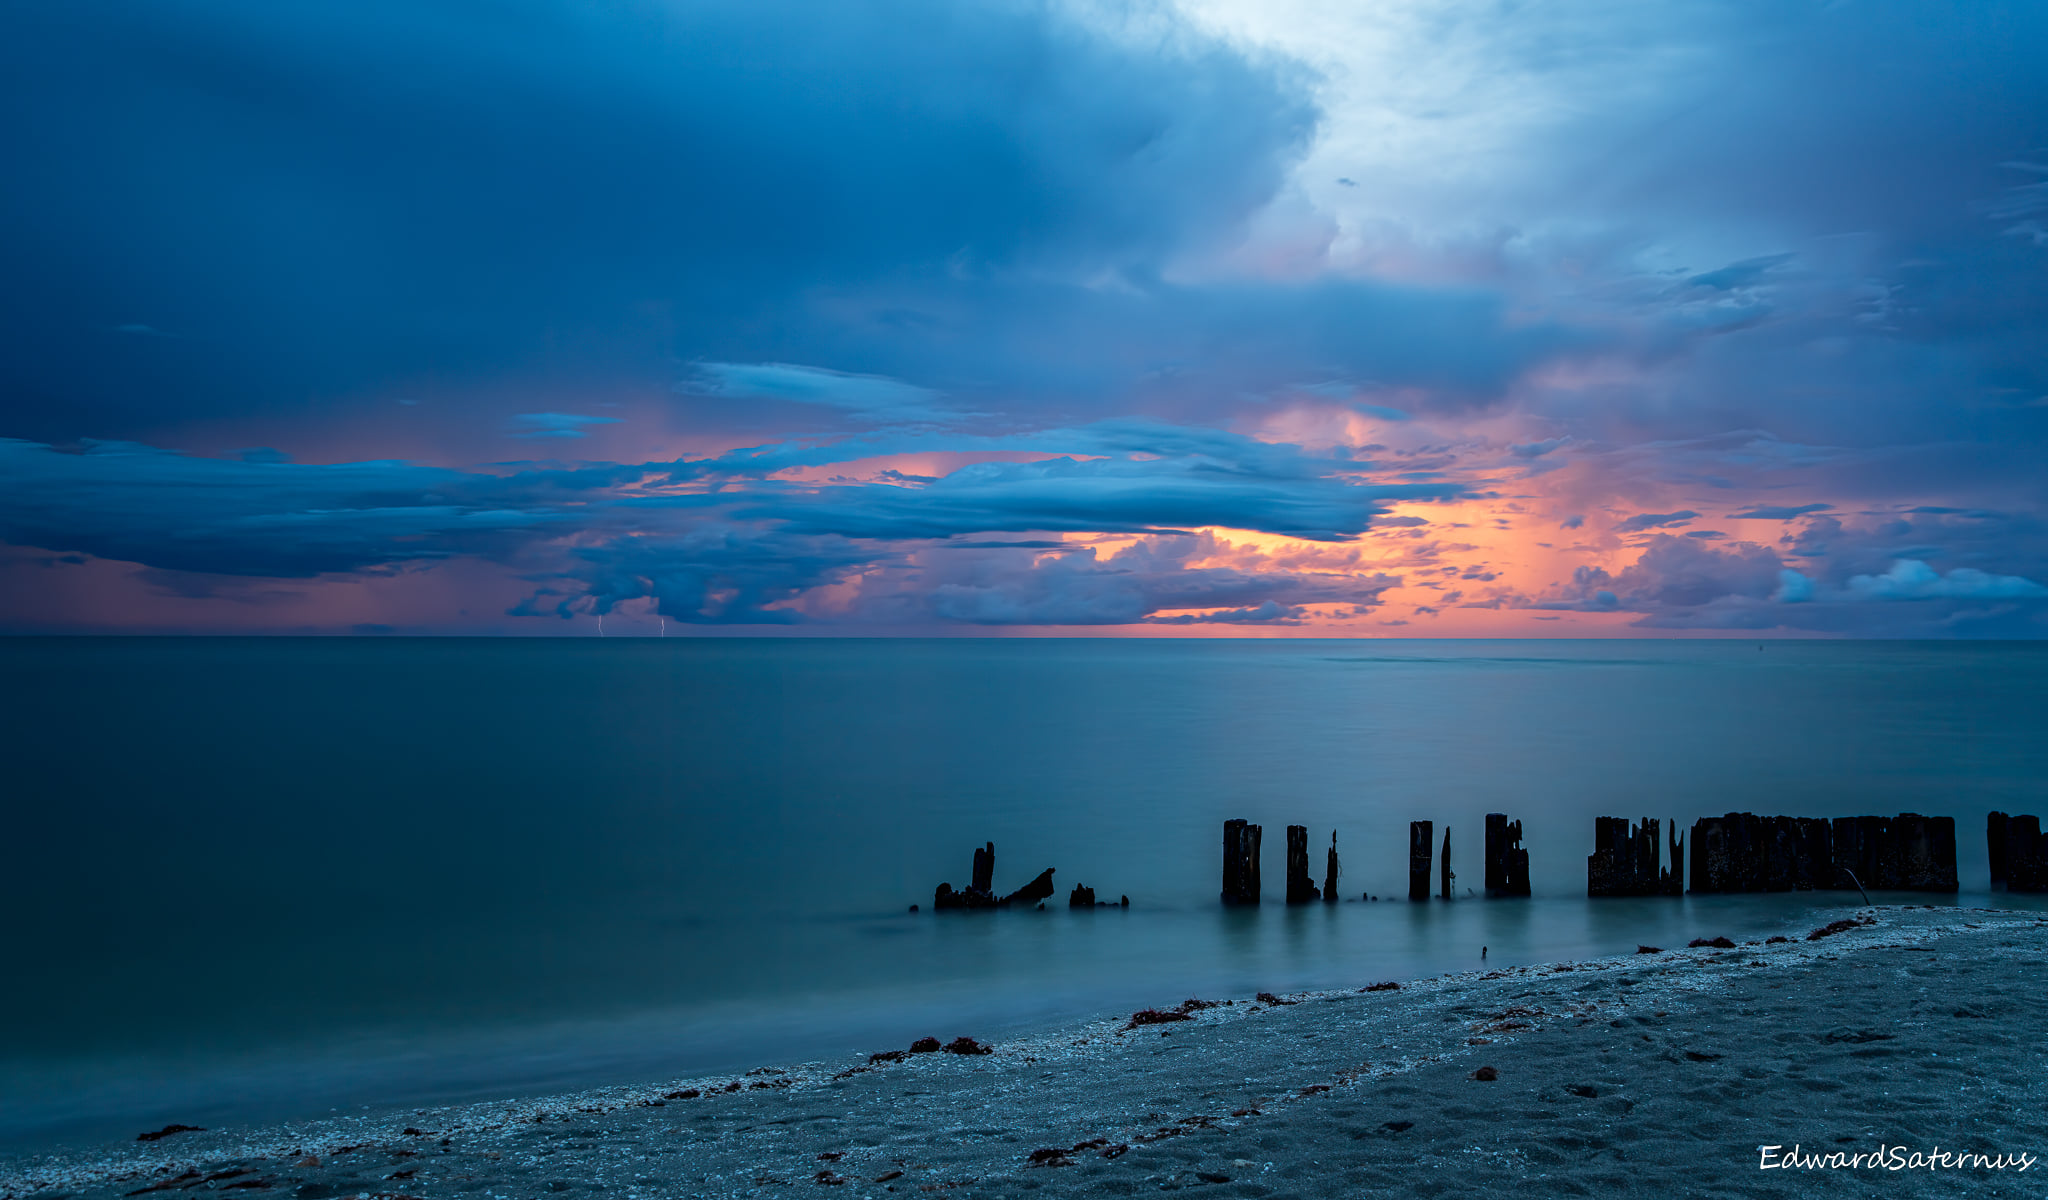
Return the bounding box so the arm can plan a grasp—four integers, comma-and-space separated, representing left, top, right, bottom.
4, 637, 2046, 1150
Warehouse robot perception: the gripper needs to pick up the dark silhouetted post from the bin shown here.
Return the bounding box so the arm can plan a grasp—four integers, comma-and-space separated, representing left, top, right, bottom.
1484, 814, 1529, 897
1439, 826, 1453, 900
1286, 824, 1322, 903
971, 842, 995, 895
1323, 832, 1340, 903
1590, 818, 1671, 897
1894, 814, 1957, 891
2007, 815, 2047, 893
1222, 819, 1263, 905
1002, 868, 1055, 907
1990, 811, 2010, 887
1409, 821, 1433, 901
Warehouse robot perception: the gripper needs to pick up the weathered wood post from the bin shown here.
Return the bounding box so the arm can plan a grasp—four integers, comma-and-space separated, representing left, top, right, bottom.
2008, 815, 2047, 893
1893, 814, 1958, 891
971, 842, 995, 895
1002, 868, 1056, 907
1830, 815, 1881, 892
1484, 814, 1530, 897
1990, 811, 2010, 886
1285, 825, 1322, 903
1408, 821, 1433, 901
1591, 818, 1678, 896
1323, 832, 1340, 904
1439, 826, 1453, 899
1221, 819, 1263, 905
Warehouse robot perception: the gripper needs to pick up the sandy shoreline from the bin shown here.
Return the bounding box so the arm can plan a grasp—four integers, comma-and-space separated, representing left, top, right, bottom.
8, 903, 2046, 1199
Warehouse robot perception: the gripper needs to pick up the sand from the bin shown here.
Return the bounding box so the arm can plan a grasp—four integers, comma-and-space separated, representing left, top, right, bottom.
6, 904, 2046, 1200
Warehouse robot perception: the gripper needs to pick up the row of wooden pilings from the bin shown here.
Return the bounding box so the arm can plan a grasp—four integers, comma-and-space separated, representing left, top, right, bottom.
1221, 816, 1530, 903
1218, 810, 2048, 902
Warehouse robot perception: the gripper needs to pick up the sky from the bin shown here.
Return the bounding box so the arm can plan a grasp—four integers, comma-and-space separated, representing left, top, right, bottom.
3, 0, 2047, 636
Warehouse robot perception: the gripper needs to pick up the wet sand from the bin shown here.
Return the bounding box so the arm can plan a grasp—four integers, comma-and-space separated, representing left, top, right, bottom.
7, 904, 2045, 1200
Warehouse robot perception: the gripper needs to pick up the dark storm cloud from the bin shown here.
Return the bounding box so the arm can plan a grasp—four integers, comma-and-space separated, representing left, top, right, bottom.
0, 0, 1318, 437
0, 438, 568, 577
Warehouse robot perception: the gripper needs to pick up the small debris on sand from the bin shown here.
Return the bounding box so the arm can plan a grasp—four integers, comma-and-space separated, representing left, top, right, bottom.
1808, 916, 1876, 940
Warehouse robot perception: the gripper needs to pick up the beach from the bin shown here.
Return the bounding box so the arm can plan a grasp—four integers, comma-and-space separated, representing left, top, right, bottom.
8, 903, 2044, 1200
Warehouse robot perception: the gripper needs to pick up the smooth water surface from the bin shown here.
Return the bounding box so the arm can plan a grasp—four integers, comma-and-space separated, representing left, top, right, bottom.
4, 638, 2045, 1148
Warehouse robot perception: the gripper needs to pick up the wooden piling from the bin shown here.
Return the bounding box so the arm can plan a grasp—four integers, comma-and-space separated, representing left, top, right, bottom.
1002, 867, 1056, 907
2005, 815, 2048, 893
1323, 832, 1340, 904
1990, 811, 2010, 886
1484, 814, 1530, 897
1688, 812, 1956, 893
1221, 819, 1263, 905
1408, 821, 1433, 901
1589, 817, 1664, 897
1285, 825, 1322, 903
971, 842, 995, 895
1439, 826, 1453, 900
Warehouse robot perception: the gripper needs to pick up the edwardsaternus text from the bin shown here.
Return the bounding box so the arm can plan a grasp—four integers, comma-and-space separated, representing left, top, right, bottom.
1760, 1145, 2036, 1172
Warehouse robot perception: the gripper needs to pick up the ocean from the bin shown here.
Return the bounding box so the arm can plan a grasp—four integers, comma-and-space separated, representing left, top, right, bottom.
4, 637, 2045, 1149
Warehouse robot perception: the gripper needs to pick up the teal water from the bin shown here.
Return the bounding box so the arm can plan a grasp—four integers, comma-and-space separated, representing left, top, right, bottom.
4, 638, 2045, 1149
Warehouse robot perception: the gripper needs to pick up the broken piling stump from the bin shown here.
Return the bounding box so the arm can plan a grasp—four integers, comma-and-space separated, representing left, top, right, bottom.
1408, 821, 1433, 901
1221, 819, 1263, 905
971, 842, 995, 894
1285, 825, 1322, 903
1323, 832, 1340, 904
1990, 811, 2009, 886
1588, 817, 1653, 897
1588, 817, 1681, 897
1439, 826, 1453, 900
1484, 814, 1530, 897
931, 844, 1056, 910
1003, 867, 1056, 907
1999, 814, 2048, 892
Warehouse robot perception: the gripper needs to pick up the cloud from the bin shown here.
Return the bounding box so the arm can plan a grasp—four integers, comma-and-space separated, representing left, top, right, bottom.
0, 426, 1436, 626
683, 363, 957, 427
1613, 510, 1700, 533
1683, 254, 1797, 293
5, 1, 2048, 635
1728, 503, 1833, 520
1144, 600, 1307, 625
1845, 559, 2048, 601
826, 533, 1401, 627
508, 413, 623, 439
